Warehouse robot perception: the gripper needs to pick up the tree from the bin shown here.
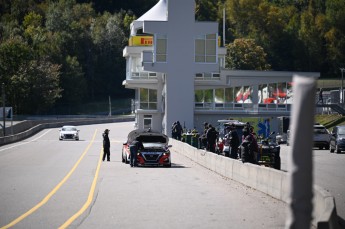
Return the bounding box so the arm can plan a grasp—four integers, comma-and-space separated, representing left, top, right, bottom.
0, 38, 62, 114
226, 38, 271, 70
324, 0, 345, 74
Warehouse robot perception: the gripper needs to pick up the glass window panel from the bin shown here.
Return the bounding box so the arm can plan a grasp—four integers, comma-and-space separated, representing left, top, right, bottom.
269, 83, 277, 103
140, 88, 148, 102
149, 89, 157, 102
195, 90, 204, 102
234, 86, 244, 103
206, 40, 216, 55
277, 82, 287, 104
156, 39, 167, 54
140, 102, 149, 109
225, 88, 234, 102
215, 88, 224, 103
287, 82, 293, 104
156, 54, 166, 62
195, 39, 205, 55
204, 89, 213, 102
206, 56, 216, 63
144, 118, 152, 129
195, 56, 205, 62
149, 103, 157, 110
258, 84, 268, 103
243, 86, 252, 103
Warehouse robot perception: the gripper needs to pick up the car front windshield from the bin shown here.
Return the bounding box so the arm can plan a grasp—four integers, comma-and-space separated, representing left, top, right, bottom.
338, 127, 345, 135
314, 127, 327, 134
63, 127, 76, 131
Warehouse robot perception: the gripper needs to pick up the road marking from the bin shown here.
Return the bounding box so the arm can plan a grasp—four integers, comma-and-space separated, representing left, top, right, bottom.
59, 147, 103, 228
0, 129, 98, 229
0, 130, 52, 152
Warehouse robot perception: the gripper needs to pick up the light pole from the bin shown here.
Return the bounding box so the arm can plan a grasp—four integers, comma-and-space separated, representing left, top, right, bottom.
340, 68, 345, 104
2, 83, 5, 136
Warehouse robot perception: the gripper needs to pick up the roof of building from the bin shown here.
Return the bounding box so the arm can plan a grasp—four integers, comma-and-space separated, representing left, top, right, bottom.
137, 0, 167, 22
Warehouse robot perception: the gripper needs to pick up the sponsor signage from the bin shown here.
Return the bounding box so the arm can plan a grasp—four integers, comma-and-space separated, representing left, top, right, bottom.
129, 36, 153, 46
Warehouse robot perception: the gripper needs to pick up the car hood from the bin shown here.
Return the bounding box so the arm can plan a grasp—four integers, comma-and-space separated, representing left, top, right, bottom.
127, 130, 169, 144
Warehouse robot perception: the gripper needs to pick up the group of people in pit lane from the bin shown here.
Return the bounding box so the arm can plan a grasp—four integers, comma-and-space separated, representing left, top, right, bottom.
198, 122, 259, 164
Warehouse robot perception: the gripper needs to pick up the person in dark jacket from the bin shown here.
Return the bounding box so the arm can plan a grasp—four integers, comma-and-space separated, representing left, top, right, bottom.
172, 121, 183, 141
240, 126, 258, 164
229, 124, 240, 159
129, 138, 144, 167
102, 129, 110, 161
206, 125, 218, 153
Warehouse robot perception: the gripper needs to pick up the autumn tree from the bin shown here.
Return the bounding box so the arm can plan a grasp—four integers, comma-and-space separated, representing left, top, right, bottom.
226, 38, 271, 70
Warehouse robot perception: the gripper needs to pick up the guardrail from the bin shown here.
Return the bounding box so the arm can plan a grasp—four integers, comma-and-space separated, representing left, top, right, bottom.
0, 115, 135, 146
170, 138, 339, 229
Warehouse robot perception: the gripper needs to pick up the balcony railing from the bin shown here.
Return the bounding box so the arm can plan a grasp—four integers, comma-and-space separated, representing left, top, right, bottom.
133, 100, 158, 111
128, 71, 158, 80
195, 102, 291, 112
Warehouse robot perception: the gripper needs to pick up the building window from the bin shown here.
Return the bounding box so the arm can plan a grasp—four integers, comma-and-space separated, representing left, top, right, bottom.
259, 83, 291, 104
215, 88, 224, 103
155, 34, 167, 62
195, 34, 217, 63
225, 88, 234, 103
139, 88, 157, 109
143, 115, 152, 129
194, 89, 213, 108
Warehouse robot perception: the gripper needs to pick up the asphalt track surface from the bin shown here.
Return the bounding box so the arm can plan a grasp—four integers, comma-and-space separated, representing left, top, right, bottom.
280, 144, 345, 227
0, 122, 287, 229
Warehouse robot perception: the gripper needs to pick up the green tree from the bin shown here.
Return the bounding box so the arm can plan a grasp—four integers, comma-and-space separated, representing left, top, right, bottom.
0, 38, 62, 114
226, 38, 271, 70
324, 0, 345, 73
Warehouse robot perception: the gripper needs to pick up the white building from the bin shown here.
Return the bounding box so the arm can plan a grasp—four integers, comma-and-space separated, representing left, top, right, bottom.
122, 0, 319, 136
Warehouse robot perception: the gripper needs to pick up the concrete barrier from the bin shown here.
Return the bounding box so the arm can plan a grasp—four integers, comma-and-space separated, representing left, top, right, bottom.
170, 138, 339, 229
0, 116, 134, 146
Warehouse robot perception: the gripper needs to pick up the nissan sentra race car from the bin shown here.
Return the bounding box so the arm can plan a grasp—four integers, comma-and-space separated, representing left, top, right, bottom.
122, 130, 172, 167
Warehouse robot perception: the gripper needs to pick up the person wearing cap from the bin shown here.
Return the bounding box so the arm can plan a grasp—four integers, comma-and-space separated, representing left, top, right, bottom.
102, 129, 110, 161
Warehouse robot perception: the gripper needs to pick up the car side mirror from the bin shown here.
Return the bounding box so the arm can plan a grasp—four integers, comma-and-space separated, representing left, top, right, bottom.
167, 145, 172, 148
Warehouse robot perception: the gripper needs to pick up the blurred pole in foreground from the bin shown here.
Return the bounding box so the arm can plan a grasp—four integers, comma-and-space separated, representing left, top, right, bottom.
285, 75, 316, 229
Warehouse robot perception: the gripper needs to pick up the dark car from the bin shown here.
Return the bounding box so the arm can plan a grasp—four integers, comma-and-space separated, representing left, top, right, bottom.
330, 125, 345, 153
122, 130, 172, 167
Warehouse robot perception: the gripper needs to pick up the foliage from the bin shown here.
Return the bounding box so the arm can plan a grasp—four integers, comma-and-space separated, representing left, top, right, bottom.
1, 0, 345, 115
0, 0, 135, 114
226, 38, 270, 70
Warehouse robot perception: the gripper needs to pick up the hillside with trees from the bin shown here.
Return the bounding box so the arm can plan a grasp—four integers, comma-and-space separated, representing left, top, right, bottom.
1, 0, 344, 114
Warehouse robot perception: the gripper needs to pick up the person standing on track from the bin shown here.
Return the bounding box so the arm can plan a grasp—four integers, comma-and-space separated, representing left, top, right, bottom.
102, 129, 110, 161
129, 138, 144, 167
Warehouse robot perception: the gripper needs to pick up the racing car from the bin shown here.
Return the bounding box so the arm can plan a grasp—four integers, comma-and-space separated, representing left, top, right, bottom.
122, 129, 172, 167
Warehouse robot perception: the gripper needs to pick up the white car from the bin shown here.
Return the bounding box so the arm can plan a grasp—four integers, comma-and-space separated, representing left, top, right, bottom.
59, 126, 79, 141
286, 124, 330, 149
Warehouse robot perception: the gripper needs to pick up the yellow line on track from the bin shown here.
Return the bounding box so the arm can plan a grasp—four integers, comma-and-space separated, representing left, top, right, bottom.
58, 146, 103, 228
0, 129, 98, 229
